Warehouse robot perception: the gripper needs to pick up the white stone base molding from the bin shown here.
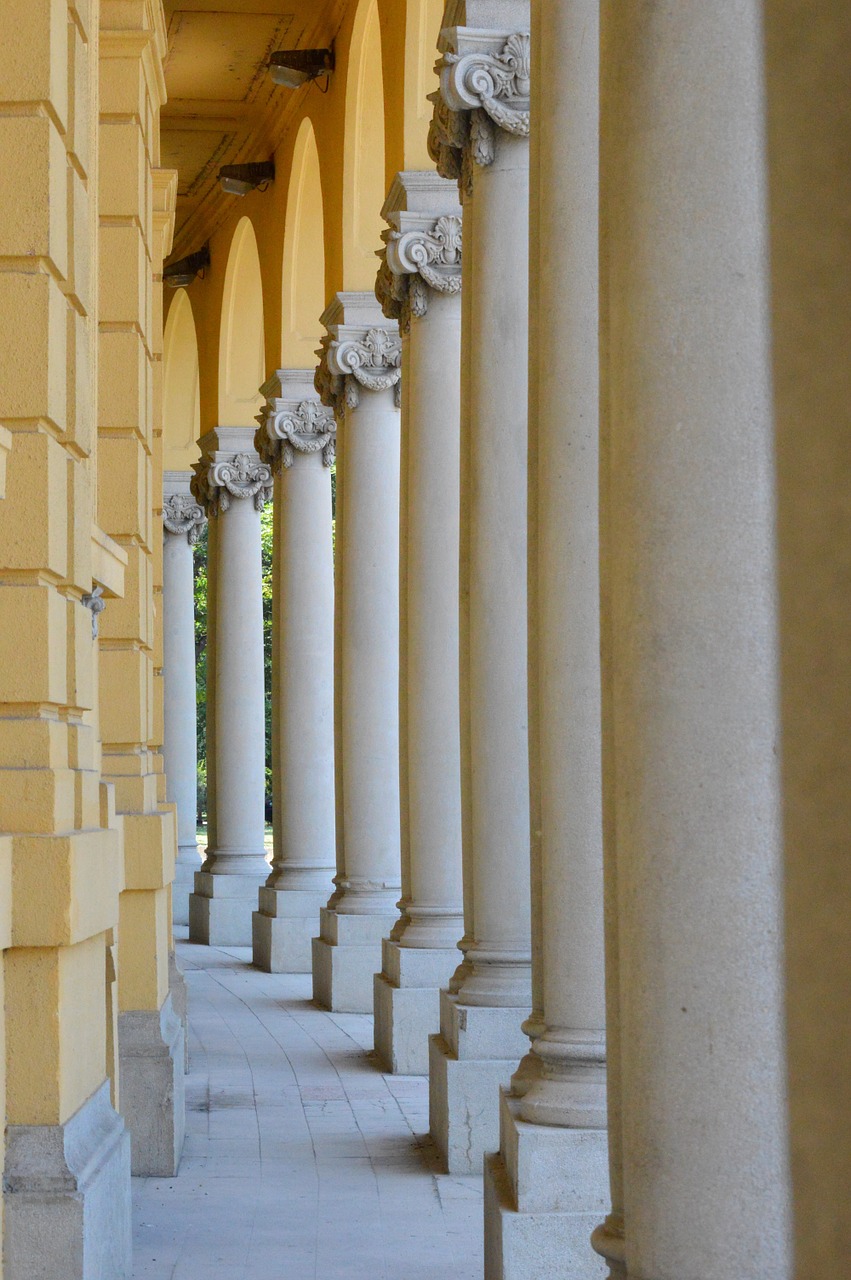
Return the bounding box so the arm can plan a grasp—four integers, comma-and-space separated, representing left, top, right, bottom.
429, 991, 530, 1174
312, 907, 398, 1014
118, 995, 185, 1177
253, 886, 328, 974
373, 940, 460, 1076
483, 1090, 609, 1279
3, 1080, 132, 1280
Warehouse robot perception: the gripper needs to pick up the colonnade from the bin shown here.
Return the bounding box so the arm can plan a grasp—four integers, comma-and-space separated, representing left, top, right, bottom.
157, 3, 810, 1278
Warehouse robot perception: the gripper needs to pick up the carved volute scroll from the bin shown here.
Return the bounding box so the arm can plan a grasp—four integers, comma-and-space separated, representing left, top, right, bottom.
255, 397, 337, 474
162, 493, 207, 545
314, 326, 403, 418
429, 29, 531, 197
376, 212, 463, 330
191, 451, 274, 516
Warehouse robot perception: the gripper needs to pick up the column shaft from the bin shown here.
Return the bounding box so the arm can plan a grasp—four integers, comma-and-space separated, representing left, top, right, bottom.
189, 434, 271, 946
162, 478, 205, 927
373, 173, 465, 1075
252, 374, 337, 973
601, 3, 792, 1276
485, 0, 608, 1272
427, 14, 532, 1175
313, 294, 402, 1013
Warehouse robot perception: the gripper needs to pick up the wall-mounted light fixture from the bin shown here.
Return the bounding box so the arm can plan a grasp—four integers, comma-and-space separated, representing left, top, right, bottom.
217, 160, 275, 196
163, 244, 210, 288
268, 47, 334, 89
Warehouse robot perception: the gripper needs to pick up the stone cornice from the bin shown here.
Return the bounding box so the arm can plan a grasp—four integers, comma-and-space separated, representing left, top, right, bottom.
429, 28, 531, 195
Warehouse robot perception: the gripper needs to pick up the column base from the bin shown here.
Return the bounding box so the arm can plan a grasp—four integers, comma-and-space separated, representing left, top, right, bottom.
312, 906, 397, 1012
4, 1080, 132, 1280
483, 1089, 609, 1278
118, 995, 185, 1176
168, 948, 190, 1072
189, 869, 265, 946
252, 886, 327, 973
172, 843, 200, 927
373, 939, 460, 1075
429, 989, 529, 1173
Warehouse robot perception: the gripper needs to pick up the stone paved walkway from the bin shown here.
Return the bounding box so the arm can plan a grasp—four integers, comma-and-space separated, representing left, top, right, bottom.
132, 937, 483, 1280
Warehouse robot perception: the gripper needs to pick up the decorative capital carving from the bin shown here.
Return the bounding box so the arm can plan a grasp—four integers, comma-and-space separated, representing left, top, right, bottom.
314, 326, 402, 416
255, 397, 336, 472
190, 450, 273, 516
430, 29, 531, 195
376, 213, 463, 329
82, 584, 106, 638
162, 493, 207, 544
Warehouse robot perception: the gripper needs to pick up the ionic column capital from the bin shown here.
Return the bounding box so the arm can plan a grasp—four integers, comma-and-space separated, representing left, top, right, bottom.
191, 447, 273, 516
314, 318, 402, 417
162, 493, 207, 544
429, 28, 531, 194
255, 382, 337, 473
376, 206, 463, 329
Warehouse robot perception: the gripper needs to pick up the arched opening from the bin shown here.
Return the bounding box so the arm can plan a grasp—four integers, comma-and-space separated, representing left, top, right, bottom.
163, 289, 201, 469
281, 119, 326, 367
403, 0, 444, 167
218, 216, 265, 425
343, 0, 386, 288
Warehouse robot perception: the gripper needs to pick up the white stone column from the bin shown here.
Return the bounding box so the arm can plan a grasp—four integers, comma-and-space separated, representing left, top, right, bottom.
312, 294, 402, 1012
484, 1, 608, 1272
427, 10, 533, 1175
188, 430, 272, 946
372, 172, 464, 1075
599, 4, 792, 1278
162, 473, 205, 928
251, 372, 337, 972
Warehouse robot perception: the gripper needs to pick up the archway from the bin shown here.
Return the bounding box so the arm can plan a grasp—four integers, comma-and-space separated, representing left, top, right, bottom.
343, 0, 386, 288
281, 119, 327, 367
163, 289, 201, 470
218, 216, 265, 425
403, 0, 444, 167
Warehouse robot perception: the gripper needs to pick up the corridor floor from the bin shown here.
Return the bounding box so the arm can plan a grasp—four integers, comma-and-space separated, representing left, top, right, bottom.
132, 938, 484, 1280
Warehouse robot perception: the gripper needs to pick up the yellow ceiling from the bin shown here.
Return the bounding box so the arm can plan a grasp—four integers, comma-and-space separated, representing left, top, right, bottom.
162, 1, 337, 259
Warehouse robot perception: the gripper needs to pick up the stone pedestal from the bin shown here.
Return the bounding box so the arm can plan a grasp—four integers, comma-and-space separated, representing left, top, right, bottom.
189, 431, 272, 946
429, 990, 529, 1174
427, 10, 533, 1167
251, 372, 336, 973
372, 170, 465, 1074
162, 472, 206, 926
4, 1081, 132, 1280
484, 1093, 608, 1280
313, 295, 402, 1012
118, 995, 185, 1176
313, 907, 397, 1014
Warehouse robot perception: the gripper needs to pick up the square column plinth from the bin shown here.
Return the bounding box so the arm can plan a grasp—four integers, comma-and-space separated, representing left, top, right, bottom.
4, 1081, 132, 1280
253, 887, 327, 973
118, 995, 186, 1177
483, 1090, 609, 1279
312, 907, 396, 1013
429, 989, 529, 1174
189, 869, 265, 947
373, 939, 460, 1076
